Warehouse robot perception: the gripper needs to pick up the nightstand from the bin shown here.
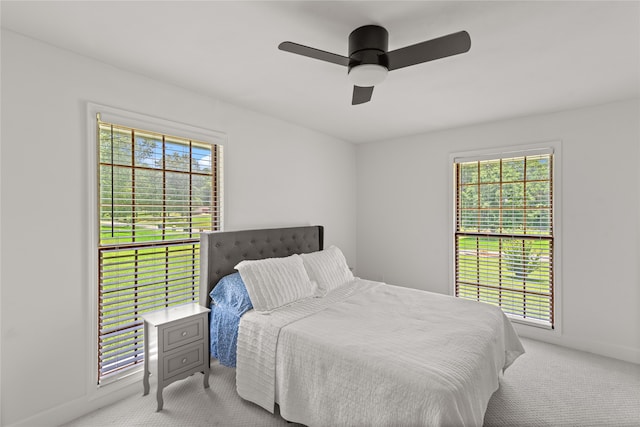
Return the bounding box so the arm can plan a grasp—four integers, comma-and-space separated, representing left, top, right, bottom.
142, 303, 211, 411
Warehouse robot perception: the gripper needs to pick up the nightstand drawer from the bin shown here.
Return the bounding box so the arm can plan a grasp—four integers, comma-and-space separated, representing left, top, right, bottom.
163, 343, 205, 380
162, 317, 204, 352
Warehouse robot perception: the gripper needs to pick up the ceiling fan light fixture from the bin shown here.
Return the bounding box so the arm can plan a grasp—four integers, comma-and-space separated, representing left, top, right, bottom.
348, 64, 388, 87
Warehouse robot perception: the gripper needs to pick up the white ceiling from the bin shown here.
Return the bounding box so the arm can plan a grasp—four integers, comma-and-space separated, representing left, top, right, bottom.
2, 1, 639, 143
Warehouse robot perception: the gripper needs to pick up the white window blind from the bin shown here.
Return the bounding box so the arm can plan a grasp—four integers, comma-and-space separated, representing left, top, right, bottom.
97, 118, 221, 383
454, 151, 554, 328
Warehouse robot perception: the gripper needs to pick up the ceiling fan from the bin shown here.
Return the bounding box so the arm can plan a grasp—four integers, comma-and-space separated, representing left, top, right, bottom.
279, 25, 471, 105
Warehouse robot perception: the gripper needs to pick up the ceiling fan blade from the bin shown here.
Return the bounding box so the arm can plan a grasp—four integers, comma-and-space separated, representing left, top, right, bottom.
352, 85, 374, 105
387, 31, 471, 71
278, 41, 349, 66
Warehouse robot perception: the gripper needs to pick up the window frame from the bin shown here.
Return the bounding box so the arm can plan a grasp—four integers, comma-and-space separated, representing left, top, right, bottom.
449, 142, 562, 334
86, 103, 225, 396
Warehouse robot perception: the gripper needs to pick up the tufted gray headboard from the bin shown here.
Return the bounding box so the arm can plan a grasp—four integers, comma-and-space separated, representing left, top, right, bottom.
199, 225, 324, 307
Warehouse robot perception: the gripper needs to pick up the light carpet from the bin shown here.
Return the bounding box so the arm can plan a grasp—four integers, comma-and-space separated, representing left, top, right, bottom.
63, 338, 640, 426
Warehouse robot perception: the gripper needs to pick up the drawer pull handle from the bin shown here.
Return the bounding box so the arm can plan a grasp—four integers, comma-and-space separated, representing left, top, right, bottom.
181, 331, 188, 337
182, 358, 188, 364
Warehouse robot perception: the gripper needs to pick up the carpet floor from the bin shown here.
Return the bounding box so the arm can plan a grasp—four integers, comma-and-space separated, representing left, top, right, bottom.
63, 338, 640, 426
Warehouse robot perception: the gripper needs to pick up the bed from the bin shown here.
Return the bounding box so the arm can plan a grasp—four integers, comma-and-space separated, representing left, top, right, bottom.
200, 225, 524, 427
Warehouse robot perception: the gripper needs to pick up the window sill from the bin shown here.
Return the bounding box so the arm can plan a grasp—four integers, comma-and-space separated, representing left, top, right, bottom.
508, 315, 553, 330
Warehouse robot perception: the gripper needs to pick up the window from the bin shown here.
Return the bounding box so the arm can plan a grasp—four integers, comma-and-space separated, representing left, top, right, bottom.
453, 148, 554, 328
96, 116, 222, 383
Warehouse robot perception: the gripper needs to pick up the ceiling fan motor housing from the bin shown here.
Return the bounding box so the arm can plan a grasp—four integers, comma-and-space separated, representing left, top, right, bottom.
348, 25, 389, 71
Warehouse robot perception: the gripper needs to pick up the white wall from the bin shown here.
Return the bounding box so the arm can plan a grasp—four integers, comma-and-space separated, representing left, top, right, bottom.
2, 26, 638, 427
0, 31, 356, 426
356, 98, 640, 364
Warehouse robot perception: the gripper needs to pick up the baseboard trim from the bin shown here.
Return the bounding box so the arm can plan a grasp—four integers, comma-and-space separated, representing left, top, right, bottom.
5, 382, 139, 427
514, 324, 640, 364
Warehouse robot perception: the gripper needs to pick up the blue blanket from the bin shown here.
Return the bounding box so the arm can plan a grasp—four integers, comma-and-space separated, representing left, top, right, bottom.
209, 272, 253, 367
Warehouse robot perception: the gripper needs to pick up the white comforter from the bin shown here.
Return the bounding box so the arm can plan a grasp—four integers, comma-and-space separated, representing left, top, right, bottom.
236, 279, 524, 427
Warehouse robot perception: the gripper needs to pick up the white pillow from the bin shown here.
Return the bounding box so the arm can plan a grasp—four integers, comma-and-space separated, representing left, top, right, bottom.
300, 246, 354, 294
235, 254, 316, 313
